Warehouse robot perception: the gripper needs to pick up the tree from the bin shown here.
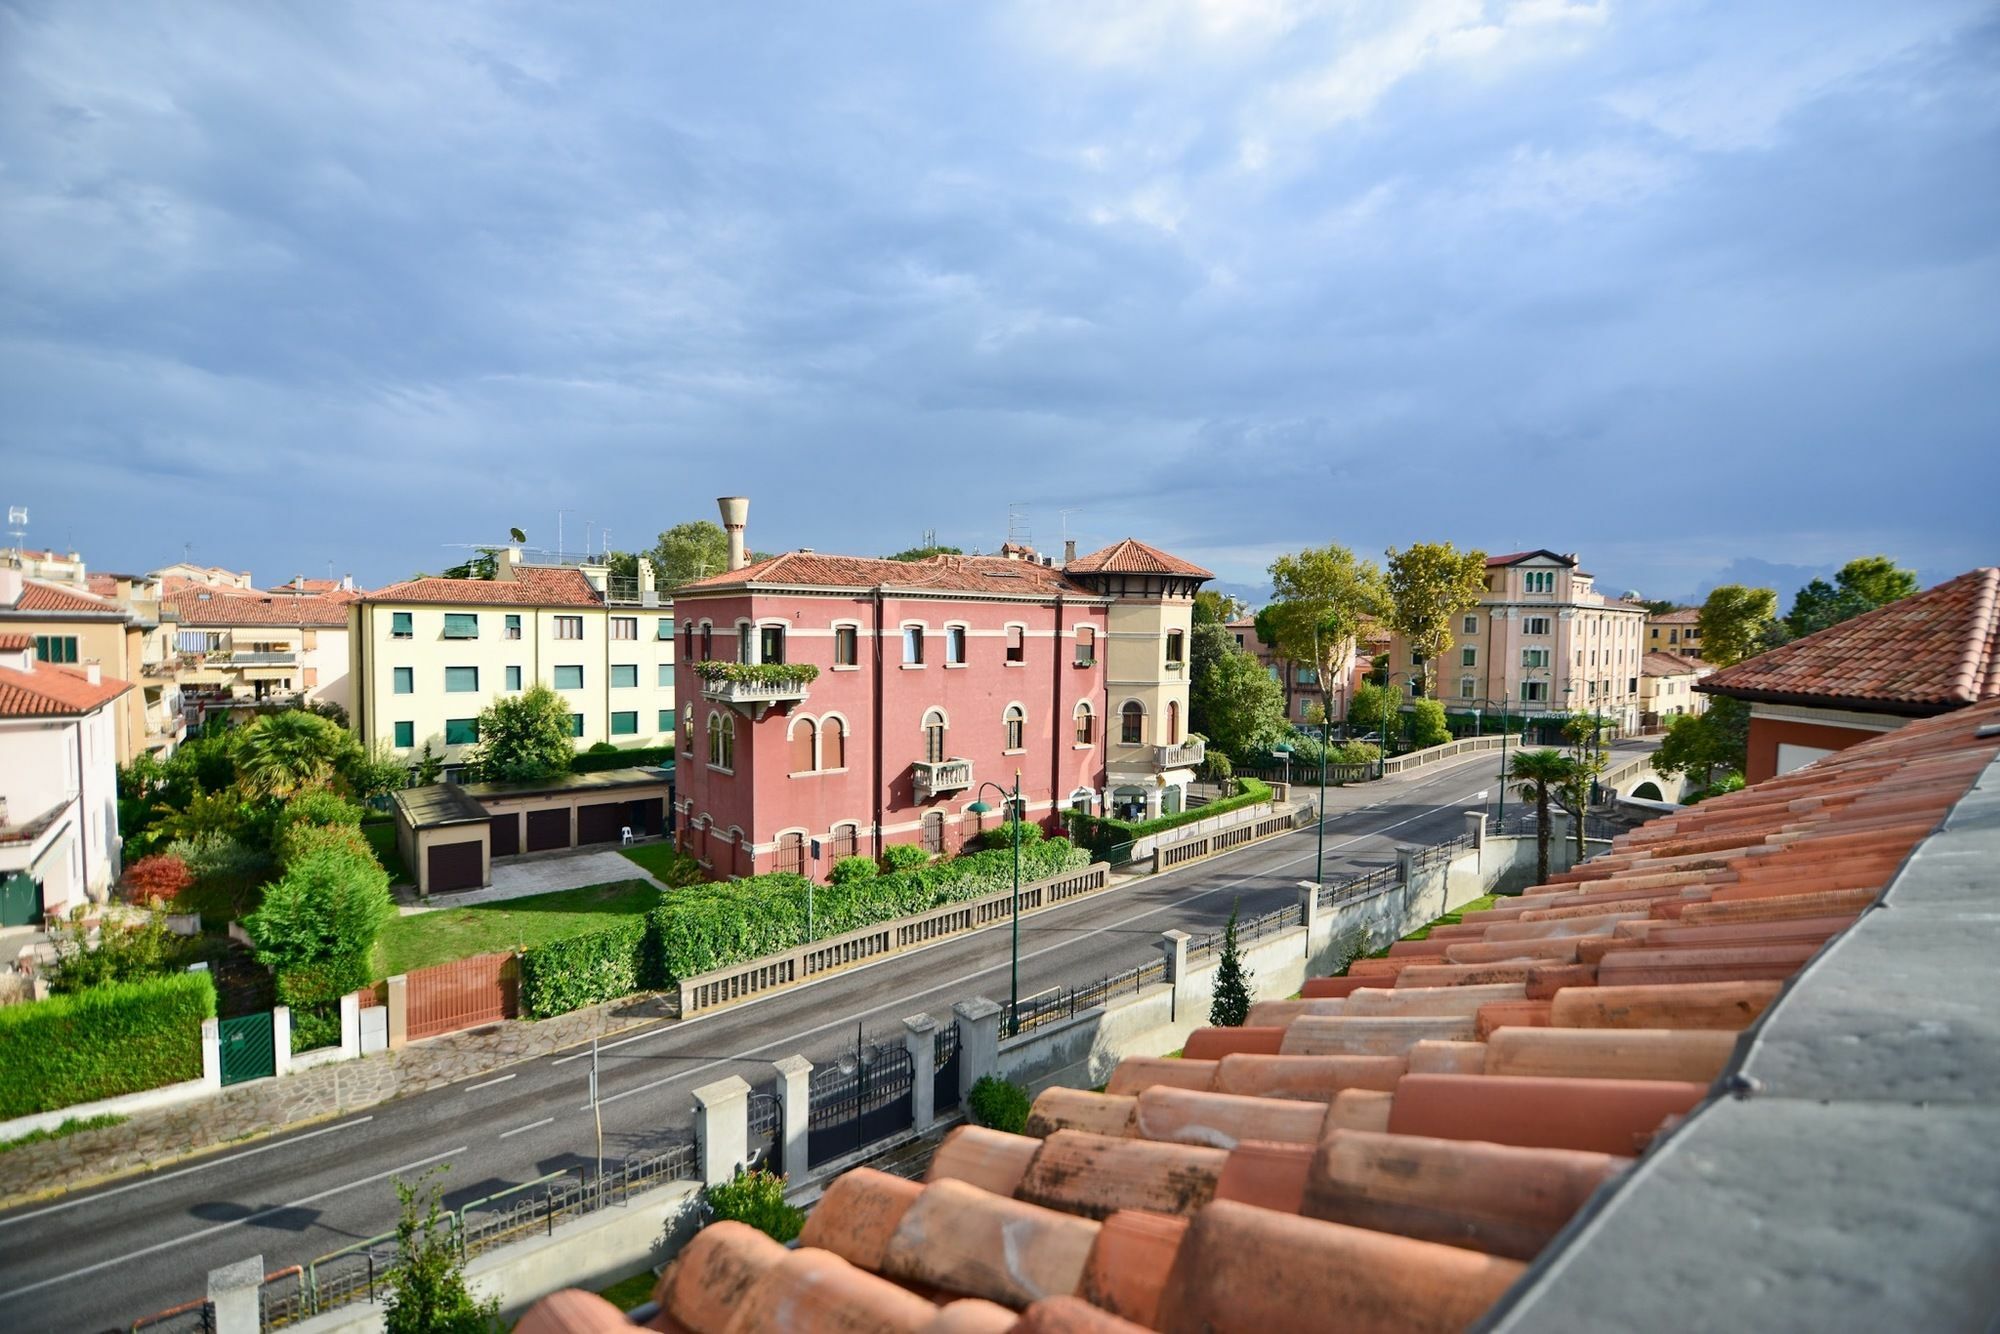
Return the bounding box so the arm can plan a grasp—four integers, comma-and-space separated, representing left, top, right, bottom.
465, 685, 575, 783
1192, 589, 1247, 626
649, 521, 732, 588
601, 549, 640, 581
1209, 902, 1253, 1027
344, 742, 412, 802
1785, 555, 1919, 638
413, 743, 445, 786
885, 544, 963, 562
1258, 545, 1389, 725
437, 547, 501, 581
385, 1170, 501, 1334
122, 853, 194, 907
1560, 715, 1612, 862
1188, 622, 1288, 758
1508, 749, 1576, 887
1652, 696, 1750, 788
1696, 585, 1780, 666
1347, 682, 1400, 740
1406, 698, 1450, 749
243, 843, 394, 1001
1385, 543, 1488, 698
233, 710, 361, 801
1640, 598, 1680, 617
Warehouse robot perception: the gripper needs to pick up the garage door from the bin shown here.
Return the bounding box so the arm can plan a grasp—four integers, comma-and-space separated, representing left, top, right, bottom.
426, 840, 484, 893
490, 813, 520, 857
526, 808, 571, 853
576, 801, 626, 845
628, 798, 663, 837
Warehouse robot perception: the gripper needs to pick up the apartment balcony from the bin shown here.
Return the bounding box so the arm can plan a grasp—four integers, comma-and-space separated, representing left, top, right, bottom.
913, 758, 973, 802
1155, 737, 1206, 771
216, 650, 298, 666
697, 664, 815, 720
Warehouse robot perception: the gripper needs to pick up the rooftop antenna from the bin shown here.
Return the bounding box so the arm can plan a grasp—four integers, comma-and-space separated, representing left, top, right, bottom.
557, 509, 574, 564
1058, 508, 1080, 546
5, 506, 25, 554
1007, 503, 1031, 548
585, 519, 594, 560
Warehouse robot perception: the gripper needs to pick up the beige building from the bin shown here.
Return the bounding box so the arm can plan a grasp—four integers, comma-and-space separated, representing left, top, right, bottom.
1064, 539, 1212, 820
152, 562, 255, 591
165, 586, 356, 720
350, 549, 677, 777
1640, 651, 1710, 725
0, 567, 177, 761
1646, 607, 1704, 657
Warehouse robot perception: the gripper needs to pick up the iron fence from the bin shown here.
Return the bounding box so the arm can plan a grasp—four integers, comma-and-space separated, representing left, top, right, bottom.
1319, 863, 1400, 910
1185, 903, 1298, 965
1005, 953, 1171, 1037
807, 1034, 916, 1166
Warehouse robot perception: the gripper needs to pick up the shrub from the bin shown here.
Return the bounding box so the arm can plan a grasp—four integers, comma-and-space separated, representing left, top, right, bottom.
1406, 699, 1450, 749
0, 972, 216, 1117
690, 660, 820, 688
828, 856, 878, 887
881, 843, 931, 873
586, 741, 621, 754
169, 831, 271, 886
978, 820, 1044, 852
245, 844, 394, 1007
276, 819, 377, 869
45, 906, 185, 993
282, 791, 365, 832
519, 919, 651, 1018
967, 1075, 1030, 1134
571, 744, 675, 773
1325, 741, 1381, 767
706, 1168, 804, 1241
386, 1170, 500, 1334
122, 853, 194, 907
1208, 904, 1252, 1027
290, 1002, 343, 1054
1071, 778, 1274, 851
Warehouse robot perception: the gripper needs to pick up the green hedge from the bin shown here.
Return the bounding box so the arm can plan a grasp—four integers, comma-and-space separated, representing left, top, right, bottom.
571, 745, 674, 773
0, 972, 216, 1118
519, 919, 651, 1018
1070, 778, 1274, 850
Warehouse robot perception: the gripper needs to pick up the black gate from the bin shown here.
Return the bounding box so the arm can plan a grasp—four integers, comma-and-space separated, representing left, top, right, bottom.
933, 1020, 961, 1113
807, 1038, 914, 1168
747, 1091, 782, 1176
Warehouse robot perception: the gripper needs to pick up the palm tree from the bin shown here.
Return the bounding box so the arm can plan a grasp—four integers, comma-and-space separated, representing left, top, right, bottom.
233, 709, 359, 800
1508, 748, 1576, 887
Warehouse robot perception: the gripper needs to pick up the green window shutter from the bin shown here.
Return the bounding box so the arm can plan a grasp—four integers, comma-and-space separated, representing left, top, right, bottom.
445, 718, 479, 745
611, 663, 637, 688
658, 709, 677, 732
442, 613, 479, 639
554, 665, 583, 690
391, 612, 413, 637
505, 614, 522, 637
611, 711, 638, 736
569, 713, 584, 738
444, 666, 479, 693
505, 666, 522, 691
657, 663, 674, 688
393, 667, 413, 694
393, 721, 414, 748
656, 619, 672, 640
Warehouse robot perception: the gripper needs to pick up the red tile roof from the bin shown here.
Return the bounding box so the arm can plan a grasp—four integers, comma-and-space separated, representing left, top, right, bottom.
362, 567, 604, 608
678, 551, 1105, 598
167, 589, 354, 628
1065, 539, 1213, 579
1699, 567, 2000, 715
1485, 549, 1574, 568
1640, 651, 1708, 677
1650, 608, 1699, 624
6, 578, 125, 617
0, 662, 134, 717
0, 633, 31, 652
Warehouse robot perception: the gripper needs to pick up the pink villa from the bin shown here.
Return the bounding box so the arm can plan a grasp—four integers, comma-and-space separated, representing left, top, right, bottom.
672, 498, 1211, 880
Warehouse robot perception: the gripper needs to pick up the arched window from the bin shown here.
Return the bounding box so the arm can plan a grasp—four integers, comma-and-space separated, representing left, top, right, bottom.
1004, 705, 1025, 751
699, 623, 713, 661
775, 832, 805, 876
921, 811, 945, 854
832, 824, 859, 860
788, 718, 816, 773
707, 711, 734, 769
1120, 701, 1144, 745
822, 717, 846, 770
923, 709, 947, 763
1074, 702, 1094, 745
1167, 701, 1180, 744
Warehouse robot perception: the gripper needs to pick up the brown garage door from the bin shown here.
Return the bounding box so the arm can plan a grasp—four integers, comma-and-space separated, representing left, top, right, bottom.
426, 840, 484, 893
576, 801, 626, 845
629, 798, 663, 837
525, 808, 571, 853
490, 813, 520, 857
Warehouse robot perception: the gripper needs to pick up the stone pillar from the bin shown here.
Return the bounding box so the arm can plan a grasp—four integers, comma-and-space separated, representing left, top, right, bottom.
385, 974, 410, 1051
692, 1075, 751, 1187
1297, 881, 1322, 955
904, 1015, 938, 1133
772, 1056, 811, 1178
1464, 809, 1487, 849
201, 1017, 222, 1091
953, 998, 1002, 1101
1395, 844, 1418, 887
207, 1254, 263, 1334
338, 991, 362, 1060
1160, 929, 1191, 1024
273, 1006, 292, 1078
1549, 811, 1573, 877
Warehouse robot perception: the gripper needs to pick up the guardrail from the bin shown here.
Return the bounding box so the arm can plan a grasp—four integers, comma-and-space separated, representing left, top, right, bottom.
1379, 733, 1510, 776
1153, 804, 1316, 873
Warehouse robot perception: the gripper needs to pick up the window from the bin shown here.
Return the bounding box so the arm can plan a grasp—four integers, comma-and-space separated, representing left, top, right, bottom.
1300, 697, 1314, 719
1297, 667, 1319, 686
1522, 648, 1550, 669
947, 626, 967, 665
444, 666, 479, 693
506, 665, 522, 691
393, 721, 414, 749
833, 824, 859, 860
1006, 626, 1025, 664
1524, 570, 1555, 593
611, 663, 637, 688
393, 667, 414, 695
554, 664, 583, 690
445, 718, 479, 745
1166, 630, 1185, 665
707, 711, 735, 769
1120, 701, 1144, 744
823, 718, 846, 769
790, 720, 816, 773
610, 617, 637, 641
1460, 677, 1476, 699
1463, 615, 1478, 634
1524, 617, 1551, 636
835, 626, 858, 666
505, 614, 522, 640
737, 624, 753, 663
1521, 681, 1548, 703
760, 625, 785, 664
32, 635, 78, 664
1075, 626, 1095, 666
1267, 665, 1280, 681
554, 615, 583, 640
1005, 705, 1026, 750
658, 708, 676, 732
657, 663, 674, 688
684, 622, 696, 659
700, 624, 712, 659
1166, 701, 1180, 744
903, 625, 924, 665
774, 833, 805, 876
1074, 702, 1094, 745
1628, 676, 1639, 693
1461, 647, 1476, 667
921, 812, 946, 854
923, 709, 947, 763
570, 713, 585, 737
1668, 629, 1679, 645
656, 618, 673, 641
443, 613, 479, 640
391, 611, 413, 639
611, 710, 638, 736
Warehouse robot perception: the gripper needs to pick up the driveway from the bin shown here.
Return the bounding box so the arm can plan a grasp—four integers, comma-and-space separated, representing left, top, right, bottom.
398, 845, 666, 915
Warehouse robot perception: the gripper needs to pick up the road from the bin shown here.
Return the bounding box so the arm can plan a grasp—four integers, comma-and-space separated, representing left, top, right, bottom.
0, 742, 1648, 1332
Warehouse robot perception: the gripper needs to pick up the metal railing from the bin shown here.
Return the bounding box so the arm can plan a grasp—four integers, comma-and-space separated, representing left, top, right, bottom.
1185, 903, 1299, 965
1318, 863, 1400, 910
1007, 954, 1171, 1036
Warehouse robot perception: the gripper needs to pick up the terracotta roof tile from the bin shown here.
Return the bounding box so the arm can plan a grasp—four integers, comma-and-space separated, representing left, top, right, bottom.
0, 662, 133, 717
1063, 538, 1213, 579
677, 550, 1107, 599
362, 567, 605, 608
8, 578, 124, 616
1650, 607, 1700, 624
167, 589, 353, 627
1640, 651, 1708, 676
0, 633, 31, 651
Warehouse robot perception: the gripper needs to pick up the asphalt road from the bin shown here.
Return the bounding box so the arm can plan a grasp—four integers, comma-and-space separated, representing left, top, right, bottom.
0, 743, 1648, 1332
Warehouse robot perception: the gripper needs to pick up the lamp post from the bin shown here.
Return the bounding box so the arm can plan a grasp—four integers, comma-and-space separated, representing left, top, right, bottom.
967, 771, 1024, 1036
1468, 696, 1515, 823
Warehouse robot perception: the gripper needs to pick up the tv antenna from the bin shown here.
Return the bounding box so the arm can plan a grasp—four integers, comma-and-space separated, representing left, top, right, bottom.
1006, 503, 1030, 548
5, 506, 25, 553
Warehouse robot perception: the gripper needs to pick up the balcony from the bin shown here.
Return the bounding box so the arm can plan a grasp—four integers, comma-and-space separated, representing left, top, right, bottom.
1155, 737, 1206, 770
913, 758, 973, 802
695, 662, 816, 720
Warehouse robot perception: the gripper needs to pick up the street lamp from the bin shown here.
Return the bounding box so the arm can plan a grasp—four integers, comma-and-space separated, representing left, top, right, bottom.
1467, 696, 1516, 823
967, 770, 1025, 1036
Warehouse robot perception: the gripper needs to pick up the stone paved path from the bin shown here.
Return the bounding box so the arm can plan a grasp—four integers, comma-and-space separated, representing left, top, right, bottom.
398, 846, 668, 914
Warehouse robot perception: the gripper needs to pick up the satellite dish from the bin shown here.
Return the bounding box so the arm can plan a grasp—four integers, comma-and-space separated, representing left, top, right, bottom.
509, 527, 526, 543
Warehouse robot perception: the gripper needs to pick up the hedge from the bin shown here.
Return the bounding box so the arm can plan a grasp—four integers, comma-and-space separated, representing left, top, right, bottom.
1070, 778, 1273, 851
0, 972, 216, 1118
519, 918, 651, 1018
571, 745, 674, 774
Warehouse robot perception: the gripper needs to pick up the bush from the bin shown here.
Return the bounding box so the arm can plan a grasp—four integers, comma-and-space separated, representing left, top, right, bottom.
1071, 778, 1274, 852
276, 819, 377, 869
290, 1002, 342, 1054
0, 972, 216, 1117
1406, 699, 1450, 749
519, 919, 651, 1018
706, 1168, 804, 1242
45, 907, 185, 993
828, 856, 878, 887
571, 744, 675, 774
881, 843, 931, 873
978, 820, 1044, 852
245, 844, 394, 1008
586, 741, 621, 754
967, 1075, 1030, 1134
282, 791, 366, 831
122, 853, 194, 907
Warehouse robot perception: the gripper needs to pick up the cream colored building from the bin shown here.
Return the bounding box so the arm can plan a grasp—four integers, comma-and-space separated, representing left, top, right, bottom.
0, 639, 131, 920
350, 550, 677, 777
0, 567, 178, 761
1646, 608, 1703, 657
166, 586, 355, 720
1640, 651, 1710, 726
1064, 539, 1213, 820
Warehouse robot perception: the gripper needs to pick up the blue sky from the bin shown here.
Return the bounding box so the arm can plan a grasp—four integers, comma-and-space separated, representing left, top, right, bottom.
2, 1, 1995, 604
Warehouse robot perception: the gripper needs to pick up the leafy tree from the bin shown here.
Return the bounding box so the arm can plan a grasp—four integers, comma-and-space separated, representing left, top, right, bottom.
243, 843, 394, 1002
437, 547, 501, 581
234, 710, 361, 801
706, 1168, 805, 1243
1697, 585, 1780, 666
1560, 715, 1612, 861
649, 521, 732, 588
601, 549, 641, 581
1652, 696, 1750, 788
385, 1170, 500, 1334
1405, 698, 1450, 749
1640, 598, 1680, 617
1189, 622, 1288, 759
1346, 682, 1400, 740
1192, 589, 1247, 626
1209, 903, 1253, 1027
885, 544, 964, 561
1258, 545, 1389, 725
412, 743, 445, 786
465, 685, 575, 783
1785, 555, 1920, 638
344, 742, 411, 802
122, 853, 194, 907
1508, 749, 1576, 886
1385, 542, 1488, 698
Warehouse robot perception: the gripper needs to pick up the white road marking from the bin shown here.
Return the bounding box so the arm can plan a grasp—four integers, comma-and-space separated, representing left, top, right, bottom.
500, 1118, 554, 1139
465, 1073, 516, 1092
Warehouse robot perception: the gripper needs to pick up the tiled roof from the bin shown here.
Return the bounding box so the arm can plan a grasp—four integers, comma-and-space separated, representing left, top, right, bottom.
5, 578, 125, 617
1699, 567, 2000, 715
167, 589, 353, 628
1066, 539, 1214, 579
0, 662, 134, 717
1649, 608, 1699, 624
361, 567, 604, 608
1640, 651, 1708, 677
1486, 549, 1574, 568
677, 551, 1104, 598
0, 633, 31, 652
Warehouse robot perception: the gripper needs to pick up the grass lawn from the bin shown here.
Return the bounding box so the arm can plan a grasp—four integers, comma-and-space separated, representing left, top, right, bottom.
1356, 892, 1501, 963
618, 841, 704, 887
362, 821, 410, 886
0, 1113, 127, 1154
372, 878, 659, 978
592, 1269, 658, 1314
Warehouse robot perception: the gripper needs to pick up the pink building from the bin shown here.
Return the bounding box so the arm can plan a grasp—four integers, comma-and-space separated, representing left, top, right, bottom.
671, 501, 1208, 880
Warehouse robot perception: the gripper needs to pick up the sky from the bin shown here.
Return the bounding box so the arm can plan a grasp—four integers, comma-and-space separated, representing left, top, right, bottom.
2, 1, 1995, 607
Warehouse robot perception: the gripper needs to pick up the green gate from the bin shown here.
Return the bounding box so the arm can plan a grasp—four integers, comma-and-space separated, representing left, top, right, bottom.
0, 873, 37, 928
219, 1012, 276, 1086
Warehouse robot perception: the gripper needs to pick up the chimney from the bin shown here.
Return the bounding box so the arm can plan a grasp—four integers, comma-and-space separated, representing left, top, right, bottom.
1063, 539, 1076, 565
0, 569, 20, 606
495, 546, 522, 582
85, 661, 102, 685
718, 497, 749, 572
